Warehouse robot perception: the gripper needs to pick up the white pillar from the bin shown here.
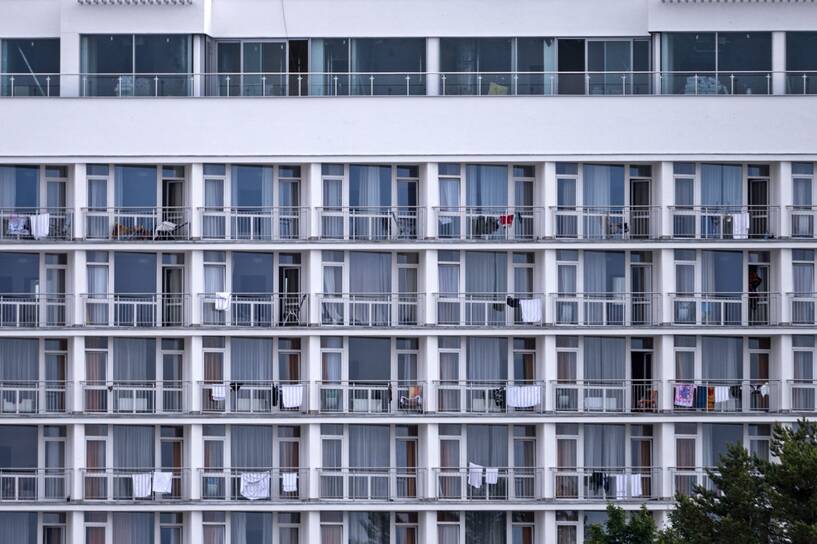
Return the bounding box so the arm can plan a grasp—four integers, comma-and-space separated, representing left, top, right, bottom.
71, 250, 87, 327
658, 248, 674, 325
423, 335, 439, 412
658, 334, 674, 412
541, 162, 557, 238
540, 336, 555, 411
307, 163, 322, 239
543, 250, 557, 324
653, 32, 663, 95
541, 511, 556, 544
68, 512, 84, 544
423, 249, 438, 325
69, 336, 85, 412
776, 161, 792, 238
189, 336, 203, 412
305, 423, 322, 499
72, 163, 87, 240
189, 250, 204, 325
189, 163, 204, 239
426, 38, 440, 96
422, 422, 439, 499
304, 511, 321, 544
60, 32, 81, 97
69, 423, 85, 500
305, 336, 321, 412
541, 422, 555, 499
420, 511, 437, 544
777, 248, 793, 324
657, 161, 674, 238
306, 249, 322, 325
186, 512, 203, 544
421, 162, 439, 239
187, 423, 203, 499
773, 334, 792, 412
658, 422, 675, 499
192, 35, 205, 97
772, 31, 786, 96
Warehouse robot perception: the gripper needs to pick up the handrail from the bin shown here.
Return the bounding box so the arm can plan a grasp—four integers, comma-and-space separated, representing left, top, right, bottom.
0, 293, 71, 327
81, 380, 189, 414
434, 292, 546, 326
198, 206, 309, 240
668, 379, 780, 413
433, 206, 544, 241
317, 380, 424, 414
0, 207, 73, 241
433, 466, 545, 501
200, 292, 309, 327
0, 469, 71, 502
0, 381, 70, 414
318, 292, 424, 327
80, 467, 188, 501
80, 292, 189, 327
434, 380, 546, 414
551, 205, 660, 240
669, 205, 779, 240
552, 466, 661, 500
552, 379, 660, 413
83, 206, 190, 240
199, 380, 307, 413
316, 467, 425, 500
551, 292, 662, 327
199, 467, 307, 501
317, 206, 425, 240
669, 291, 781, 326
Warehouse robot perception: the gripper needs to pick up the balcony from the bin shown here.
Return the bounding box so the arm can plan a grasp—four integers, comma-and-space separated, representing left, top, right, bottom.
551, 293, 662, 327
790, 293, 817, 325
789, 380, 817, 412
668, 380, 780, 413
434, 206, 543, 241
200, 293, 309, 327
83, 207, 190, 240
553, 467, 661, 501
82, 381, 189, 414
434, 293, 545, 327
0, 293, 71, 328
552, 380, 660, 413
200, 381, 307, 414
80, 293, 189, 327
317, 207, 424, 240
0, 381, 70, 415
199, 207, 308, 241
81, 468, 187, 501
0, 208, 72, 241
0, 469, 71, 502
670, 292, 780, 326
551, 206, 660, 240
319, 293, 423, 327
199, 468, 307, 501
435, 381, 546, 414
317, 467, 424, 501
670, 206, 779, 240
670, 468, 716, 497
789, 206, 817, 238
317, 381, 424, 414
434, 467, 544, 501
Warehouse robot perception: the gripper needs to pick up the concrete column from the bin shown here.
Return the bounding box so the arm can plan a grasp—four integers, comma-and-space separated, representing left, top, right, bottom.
306, 249, 322, 325
543, 249, 557, 325
69, 423, 85, 500
658, 422, 675, 499
69, 336, 85, 412
658, 334, 674, 412
305, 423, 322, 499
421, 422, 439, 499
189, 163, 204, 239
772, 31, 786, 96
72, 163, 87, 240
71, 250, 87, 327
420, 511, 438, 544
187, 423, 203, 499
68, 512, 84, 544
306, 163, 322, 239
189, 250, 204, 325
541, 422, 555, 498
304, 511, 321, 544
305, 336, 321, 412
778, 248, 793, 324
541, 162, 557, 238
426, 38, 440, 96
773, 334, 792, 412
192, 35, 205, 97
540, 336, 555, 411
423, 335, 439, 412
422, 249, 438, 325
653, 32, 663, 95
186, 511, 203, 544
776, 161, 793, 238
657, 161, 674, 238
658, 248, 674, 324
60, 32, 81, 97
421, 162, 439, 239
189, 336, 203, 412
541, 511, 556, 544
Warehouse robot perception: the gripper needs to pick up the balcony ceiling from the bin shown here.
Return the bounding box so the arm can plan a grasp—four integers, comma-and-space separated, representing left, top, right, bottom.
77, 0, 192, 5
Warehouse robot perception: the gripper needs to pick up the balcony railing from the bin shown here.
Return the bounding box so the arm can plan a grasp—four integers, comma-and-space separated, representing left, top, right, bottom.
551, 206, 660, 240
0, 381, 70, 414
199, 206, 308, 241
669, 467, 717, 497
434, 293, 545, 326
199, 468, 308, 501
435, 381, 546, 414
80, 293, 189, 327
790, 293, 817, 325
200, 381, 307, 414
319, 293, 423, 326
553, 467, 661, 501
789, 380, 817, 412
317, 467, 424, 501
0, 293, 71, 327
0, 208, 72, 241
318, 381, 424, 414
200, 293, 309, 327
82, 381, 189, 414
551, 293, 662, 327
552, 380, 660, 413
670, 205, 779, 240
668, 380, 780, 413
0, 469, 71, 502
82, 468, 187, 501
670, 292, 780, 326
789, 206, 817, 238
83, 207, 190, 240
318, 207, 424, 240
434, 206, 543, 241
434, 467, 544, 501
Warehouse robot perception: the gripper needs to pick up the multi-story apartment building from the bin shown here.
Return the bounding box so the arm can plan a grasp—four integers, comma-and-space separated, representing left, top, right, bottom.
1, 0, 817, 542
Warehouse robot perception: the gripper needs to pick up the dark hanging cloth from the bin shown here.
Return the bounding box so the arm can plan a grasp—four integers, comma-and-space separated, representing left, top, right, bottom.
506, 296, 520, 308
492, 387, 506, 408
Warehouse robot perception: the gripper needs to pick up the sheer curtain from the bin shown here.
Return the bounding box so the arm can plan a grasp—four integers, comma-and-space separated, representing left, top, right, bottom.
702, 337, 743, 380
584, 424, 625, 468
0, 167, 16, 208
582, 164, 624, 207
350, 165, 391, 208
231, 425, 273, 469
794, 262, 814, 294
583, 251, 607, 294
0, 512, 35, 544
466, 337, 508, 382
114, 425, 154, 469
466, 165, 508, 208
231, 513, 273, 544
349, 512, 390, 544
350, 252, 391, 294
231, 338, 273, 381
440, 179, 460, 208
113, 513, 154, 544
703, 423, 742, 467
115, 166, 157, 208
583, 337, 625, 381
349, 425, 389, 468
465, 252, 507, 294
0, 338, 38, 381
701, 164, 742, 207
702, 250, 742, 294
113, 338, 155, 381
465, 512, 505, 544
467, 425, 508, 467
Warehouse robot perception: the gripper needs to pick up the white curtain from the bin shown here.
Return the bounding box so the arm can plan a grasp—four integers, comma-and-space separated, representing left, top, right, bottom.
701, 164, 742, 207
114, 425, 154, 469
794, 178, 812, 207
350, 252, 391, 294
113, 513, 154, 544
231, 338, 273, 382
702, 337, 743, 380
466, 165, 508, 208
583, 337, 625, 381
558, 265, 576, 294
205, 178, 224, 207
350, 165, 390, 208
0, 167, 16, 209
204, 264, 225, 293
438, 526, 460, 544
0, 338, 38, 381
113, 338, 155, 381
794, 262, 814, 294
467, 337, 507, 381
465, 252, 507, 294
582, 164, 623, 207
584, 424, 625, 468
349, 512, 390, 544
467, 425, 508, 467
440, 178, 460, 208
0, 513, 36, 544
231, 513, 273, 544
349, 425, 389, 468
702, 250, 742, 294
703, 423, 742, 467
439, 264, 460, 295
231, 425, 273, 469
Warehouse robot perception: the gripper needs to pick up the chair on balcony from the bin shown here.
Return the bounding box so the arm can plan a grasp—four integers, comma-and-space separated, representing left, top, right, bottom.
154, 220, 188, 241
281, 294, 307, 326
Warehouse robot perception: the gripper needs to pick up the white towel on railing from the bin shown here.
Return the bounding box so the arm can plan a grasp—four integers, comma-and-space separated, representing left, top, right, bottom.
132, 473, 152, 498
485, 467, 499, 485
28, 213, 50, 239
519, 299, 542, 323
468, 462, 483, 489
240, 472, 270, 500
152, 471, 173, 494
506, 385, 541, 408
210, 383, 226, 401
733, 212, 750, 239
629, 474, 643, 497
614, 474, 626, 499
214, 292, 231, 311
281, 472, 298, 493
280, 384, 303, 409
714, 386, 730, 403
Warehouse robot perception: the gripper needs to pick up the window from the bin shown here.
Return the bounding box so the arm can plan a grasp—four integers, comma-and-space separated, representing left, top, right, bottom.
1, 39, 60, 96
556, 511, 579, 544
793, 250, 815, 324
396, 512, 418, 544
749, 424, 771, 461
438, 511, 460, 544
441, 38, 513, 95
787, 33, 817, 93
160, 513, 183, 544
320, 512, 343, 544
202, 512, 226, 544
793, 336, 816, 411
512, 512, 535, 544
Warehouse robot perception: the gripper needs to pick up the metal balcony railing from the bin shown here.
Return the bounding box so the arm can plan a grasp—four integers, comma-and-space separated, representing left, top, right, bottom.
0, 469, 71, 502
434, 206, 543, 240
669, 467, 718, 497
551, 206, 660, 240
553, 467, 661, 501
317, 206, 424, 240
551, 293, 662, 327
789, 380, 817, 412
552, 380, 660, 413
670, 205, 779, 240
199, 467, 308, 501
80, 293, 189, 327
81, 381, 189, 414
670, 292, 780, 326
0, 293, 71, 327
317, 381, 424, 414
789, 293, 817, 325
668, 380, 780, 413
317, 467, 424, 501
434, 467, 544, 501
435, 381, 546, 414
200, 293, 309, 327
81, 468, 187, 501
200, 381, 307, 414
434, 293, 546, 326
0, 381, 70, 415
789, 206, 817, 238
83, 207, 190, 240
0, 208, 72, 241
319, 293, 423, 326
199, 206, 309, 241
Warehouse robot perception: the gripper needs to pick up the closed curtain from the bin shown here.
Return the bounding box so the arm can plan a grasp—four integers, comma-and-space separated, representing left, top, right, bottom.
794, 262, 814, 294
0, 513, 36, 544
466, 337, 507, 382
582, 164, 624, 208
349, 512, 390, 544
558, 265, 576, 295
702, 337, 743, 380
465, 251, 506, 294
231, 512, 273, 544
231, 425, 273, 469
88, 265, 108, 295
350, 252, 391, 294
204, 264, 225, 293
794, 178, 812, 207
467, 425, 508, 467
231, 338, 273, 382
113, 513, 154, 544
583, 337, 625, 381
115, 166, 157, 208
439, 264, 460, 295
584, 424, 625, 468
466, 165, 508, 208
465, 511, 505, 544
231, 166, 273, 208
113, 425, 155, 469
794, 348, 814, 381
701, 164, 742, 207
350, 165, 391, 208
440, 178, 460, 208
703, 423, 743, 467
349, 425, 389, 468
113, 338, 155, 381
0, 338, 38, 381
204, 178, 223, 208
702, 250, 742, 294
0, 167, 16, 209
584, 251, 625, 294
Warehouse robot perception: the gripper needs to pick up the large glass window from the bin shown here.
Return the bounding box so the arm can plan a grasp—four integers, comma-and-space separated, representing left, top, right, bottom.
441, 38, 513, 95
1, 38, 60, 96
786, 32, 817, 94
